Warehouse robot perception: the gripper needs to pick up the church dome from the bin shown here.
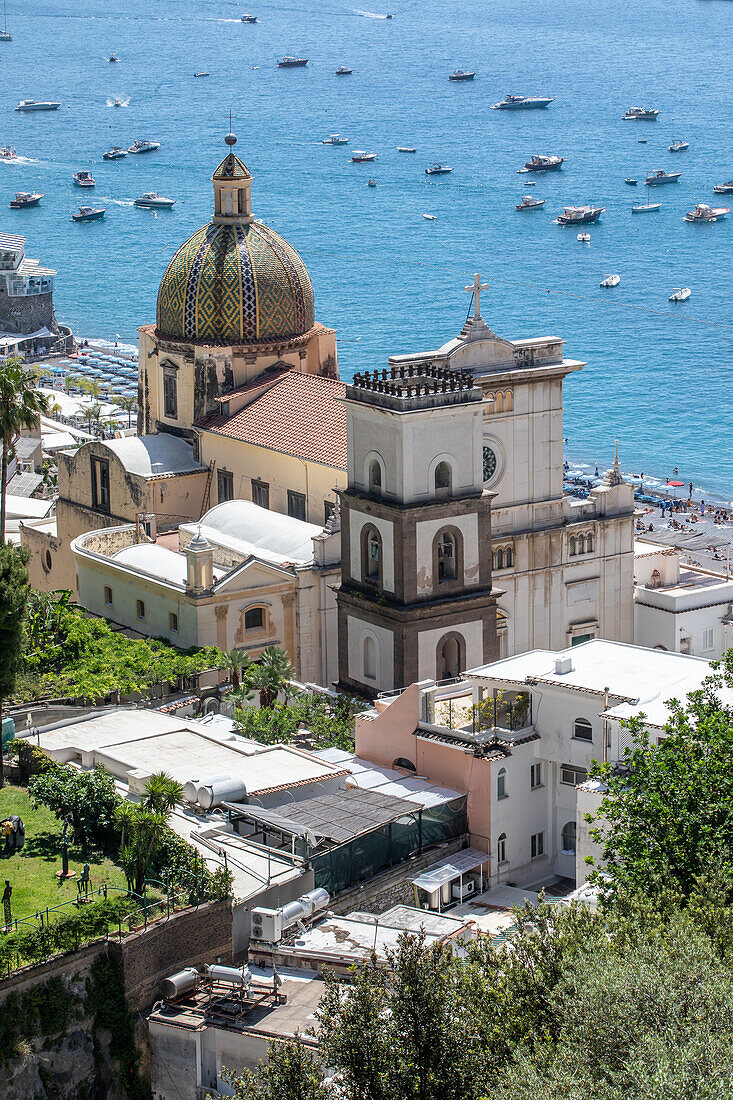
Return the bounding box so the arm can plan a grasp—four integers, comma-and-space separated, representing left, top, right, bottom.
156, 135, 315, 345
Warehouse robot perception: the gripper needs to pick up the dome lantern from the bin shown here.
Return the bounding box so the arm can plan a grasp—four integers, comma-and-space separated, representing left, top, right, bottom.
212, 131, 253, 226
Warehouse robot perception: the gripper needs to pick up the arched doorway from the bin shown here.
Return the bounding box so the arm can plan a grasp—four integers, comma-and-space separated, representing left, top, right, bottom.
437, 632, 465, 680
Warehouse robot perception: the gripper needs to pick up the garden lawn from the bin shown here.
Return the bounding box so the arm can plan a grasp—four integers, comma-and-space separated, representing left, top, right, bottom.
0, 786, 127, 921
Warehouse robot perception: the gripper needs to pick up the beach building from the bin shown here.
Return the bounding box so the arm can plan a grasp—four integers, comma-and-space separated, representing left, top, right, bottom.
0, 233, 71, 358
350, 640, 722, 891
70, 498, 341, 684
634, 539, 733, 659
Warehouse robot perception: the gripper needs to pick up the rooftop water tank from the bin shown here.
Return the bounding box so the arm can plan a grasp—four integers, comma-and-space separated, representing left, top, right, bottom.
197, 777, 247, 810
184, 774, 230, 804
206, 964, 252, 988
161, 967, 198, 1000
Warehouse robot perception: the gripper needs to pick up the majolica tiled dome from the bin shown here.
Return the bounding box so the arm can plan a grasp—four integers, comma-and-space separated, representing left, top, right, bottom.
156, 139, 314, 345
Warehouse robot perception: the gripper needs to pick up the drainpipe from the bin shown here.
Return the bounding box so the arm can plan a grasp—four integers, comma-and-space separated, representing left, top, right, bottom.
603, 686, 609, 765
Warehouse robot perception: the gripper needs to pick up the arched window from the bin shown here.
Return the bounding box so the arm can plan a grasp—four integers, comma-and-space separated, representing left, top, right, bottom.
393, 757, 417, 773
363, 636, 377, 681
585, 532, 594, 553
573, 718, 593, 742
495, 548, 504, 570
505, 546, 513, 568
504, 390, 513, 412
244, 606, 265, 631
561, 821, 577, 854
434, 461, 452, 497
485, 392, 495, 414
369, 459, 382, 494
362, 525, 381, 582
497, 767, 507, 799
437, 530, 457, 581
577, 534, 585, 554
569, 536, 576, 557
437, 632, 464, 680
497, 832, 507, 863
495, 391, 504, 413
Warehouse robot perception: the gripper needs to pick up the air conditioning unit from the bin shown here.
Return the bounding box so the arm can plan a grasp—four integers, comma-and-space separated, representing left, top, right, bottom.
451, 878, 475, 902
250, 907, 283, 944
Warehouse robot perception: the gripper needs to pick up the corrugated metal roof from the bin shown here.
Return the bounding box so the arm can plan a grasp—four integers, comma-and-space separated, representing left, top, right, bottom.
411, 848, 491, 892
272, 787, 420, 844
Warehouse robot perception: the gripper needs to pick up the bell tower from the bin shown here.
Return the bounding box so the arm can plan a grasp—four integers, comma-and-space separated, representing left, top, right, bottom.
212, 131, 253, 226
337, 363, 498, 697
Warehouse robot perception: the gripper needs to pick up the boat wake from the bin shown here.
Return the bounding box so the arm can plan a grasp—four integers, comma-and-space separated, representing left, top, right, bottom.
0, 156, 36, 166
106, 96, 131, 107
100, 197, 135, 206
354, 9, 389, 18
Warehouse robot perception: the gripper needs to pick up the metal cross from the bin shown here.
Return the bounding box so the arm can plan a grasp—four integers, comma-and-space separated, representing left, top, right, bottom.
465, 273, 489, 320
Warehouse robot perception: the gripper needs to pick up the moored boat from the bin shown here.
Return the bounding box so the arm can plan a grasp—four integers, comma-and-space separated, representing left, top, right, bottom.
516, 195, 545, 210
669, 287, 691, 302
367, 178, 376, 187
713, 180, 733, 194
490, 93, 553, 110
397, 146, 416, 153
632, 184, 661, 213
425, 163, 453, 174
336, 66, 353, 75
600, 274, 620, 288
557, 205, 604, 225
577, 232, 590, 242
1, 0, 12, 41
134, 191, 175, 208
449, 70, 476, 81
194, 71, 210, 77
73, 170, 95, 187
128, 139, 160, 153
9, 192, 43, 208
623, 107, 659, 120
646, 169, 681, 185
108, 53, 119, 62
15, 100, 61, 111
668, 140, 689, 152
352, 150, 377, 162
278, 57, 308, 67
72, 206, 105, 222
519, 154, 565, 173
684, 202, 730, 223
624, 178, 638, 185
103, 147, 127, 160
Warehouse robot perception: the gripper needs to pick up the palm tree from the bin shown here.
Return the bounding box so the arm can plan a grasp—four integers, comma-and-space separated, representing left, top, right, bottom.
119, 805, 168, 896
114, 799, 137, 853
0, 356, 50, 542
246, 645, 295, 709
82, 402, 102, 435
219, 648, 251, 691
116, 394, 137, 429
142, 772, 184, 815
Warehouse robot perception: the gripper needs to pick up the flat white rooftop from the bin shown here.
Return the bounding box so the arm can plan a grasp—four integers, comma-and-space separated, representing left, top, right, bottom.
465, 639, 726, 729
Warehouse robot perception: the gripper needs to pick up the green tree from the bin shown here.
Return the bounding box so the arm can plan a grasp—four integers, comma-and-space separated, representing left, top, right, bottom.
28, 763, 119, 842
0, 356, 50, 541
119, 805, 168, 895
141, 771, 184, 815
223, 1035, 326, 1100
245, 646, 295, 709
219, 647, 251, 691
588, 655, 733, 903
0, 544, 30, 787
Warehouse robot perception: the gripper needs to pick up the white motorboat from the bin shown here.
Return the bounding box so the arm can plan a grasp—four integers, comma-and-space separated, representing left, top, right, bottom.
623, 107, 659, 120
103, 147, 127, 160
600, 274, 620, 288
668, 140, 689, 152
684, 202, 730, 223
577, 232, 590, 242
646, 169, 681, 185
0, 146, 17, 160
557, 205, 604, 225
423, 214, 436, 220
128, 139, 160, 154
15, 100, 61, 111
73, 171, 95, 187
352, 150, 377, 162
397, 146, 416, 153
669, 287, 691, 302
713, 180, 733, 194
322, 134, 349, 145
491, 94, 553, 110
516, 195, 545, 210
425, 163, 453, 175
134, 191, 175, 208
241, 14, 258, 22
9, 192, 43, 208
519, 154, 566, 173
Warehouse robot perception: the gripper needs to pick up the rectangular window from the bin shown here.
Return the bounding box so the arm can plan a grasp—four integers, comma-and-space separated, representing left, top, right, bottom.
324, 500, 337, 525
104, 586, 113, 607
287, 490, 306, 521
217, 469, 234, 503
244, 607, 264, 631
163, 371, 177, 419
136, 599, 146, 621
571, 633, 594, 647
169, 612, 178, 633
530, 831, 545, 859
703, 628, 714, 651
91, 457, 110, 513
530, 763, 542, 790
252, 479, 269, 509
561, 764, 588, 786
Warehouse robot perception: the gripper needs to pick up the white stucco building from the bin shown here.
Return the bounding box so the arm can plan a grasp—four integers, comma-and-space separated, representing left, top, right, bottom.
634, 539, 733, 659
71, 499, 341, 686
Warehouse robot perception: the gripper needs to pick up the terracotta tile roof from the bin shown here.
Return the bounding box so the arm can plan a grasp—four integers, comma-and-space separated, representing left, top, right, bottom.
197, 369, 347, 469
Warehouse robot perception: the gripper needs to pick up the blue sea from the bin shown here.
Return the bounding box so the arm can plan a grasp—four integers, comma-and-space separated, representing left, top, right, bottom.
1, 0, 732, 495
